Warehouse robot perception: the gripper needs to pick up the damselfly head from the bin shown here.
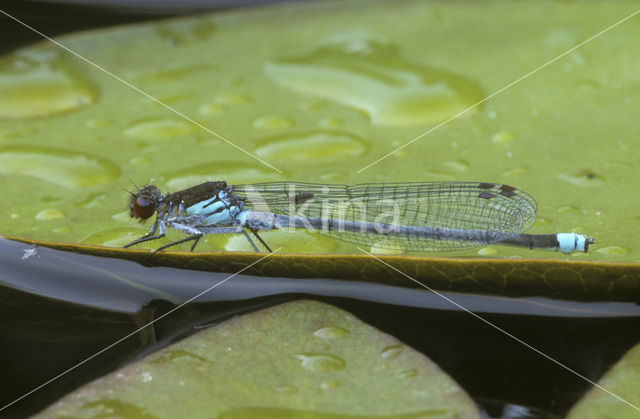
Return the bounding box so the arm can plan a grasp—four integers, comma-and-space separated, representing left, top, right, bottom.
128, 185, 161, 222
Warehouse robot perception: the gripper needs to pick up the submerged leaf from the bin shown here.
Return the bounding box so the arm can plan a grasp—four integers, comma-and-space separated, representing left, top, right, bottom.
34, 300, 480, 418
567, 342, 640, 419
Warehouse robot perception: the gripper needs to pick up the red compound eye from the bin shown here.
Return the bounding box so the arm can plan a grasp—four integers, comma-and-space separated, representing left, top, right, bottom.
131, 196, 156, 220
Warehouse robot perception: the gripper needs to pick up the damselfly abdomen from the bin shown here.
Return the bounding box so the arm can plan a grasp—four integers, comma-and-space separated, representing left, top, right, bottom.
124, 181, 593, 255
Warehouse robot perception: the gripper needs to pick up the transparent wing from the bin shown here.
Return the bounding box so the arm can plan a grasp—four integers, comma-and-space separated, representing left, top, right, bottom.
233, 182, 538, 251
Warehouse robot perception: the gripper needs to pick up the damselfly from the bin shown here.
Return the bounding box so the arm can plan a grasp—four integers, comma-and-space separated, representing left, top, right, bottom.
124, 181, 593, 255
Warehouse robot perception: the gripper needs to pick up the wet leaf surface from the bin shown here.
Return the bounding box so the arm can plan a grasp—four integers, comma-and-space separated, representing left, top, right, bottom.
567, 342, 640, 419
0, 0, 638, 263
34, 300, 480, 418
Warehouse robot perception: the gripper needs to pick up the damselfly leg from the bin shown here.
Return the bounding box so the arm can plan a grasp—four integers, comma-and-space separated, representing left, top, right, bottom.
123, 219, 166, 248
199, 227, 271, 252
248, 228, 272, 252
148, 231, 203, 256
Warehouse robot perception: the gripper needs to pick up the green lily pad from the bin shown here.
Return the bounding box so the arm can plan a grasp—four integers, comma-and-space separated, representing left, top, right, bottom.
34, 300, 480, 418
567, 342, 640, 418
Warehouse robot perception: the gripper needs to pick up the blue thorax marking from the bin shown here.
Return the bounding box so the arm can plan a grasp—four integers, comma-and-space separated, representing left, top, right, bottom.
186, 196, 218, 215
184, 190, 244, 226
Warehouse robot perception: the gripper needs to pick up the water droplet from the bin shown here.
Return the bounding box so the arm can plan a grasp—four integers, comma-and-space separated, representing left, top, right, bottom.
81, 228, 156, 248
112, 210, 131, 223
399, 369, 418, 379
575, 80, 599, 95
595, 246, 628, 256
369, 243, 405, 255
488, 110, 497, 119
163, 161, 283, 191
253, 115, 293, 129
313, 326, 349, 340
221, 228, 337, 253
215, 94, 251, 105
299, 99, 327, 111
558, 171, 604, 187
10, 214, 19, 219
296, 353, 345, 372
265, 37, 484, 127
557, 205, 578, 213
478, 247, 498, 256
545, 29, 575, 47
129, 63, 214, 83
0, 145, 119, 188
0, 50, 98, 119
84, 118, 113, 128
254, 130, 369, 161
74, 193, 106, 208
129, 156, 151, 166
198, 103, 226, 116
492, 131, 516, 144
439, 159, 469, 173
35, 208, 65, 220
318, 116, 343, 128
320, 380, 340, 391
152, 94, 191, 105
534, 216, 551, 226
151, 349, 210, 365
501, 166, 527, 177
42, 195, 62, 204
381, 345, 403, 359
81, 399, 153, 417
124, 118, 195, 139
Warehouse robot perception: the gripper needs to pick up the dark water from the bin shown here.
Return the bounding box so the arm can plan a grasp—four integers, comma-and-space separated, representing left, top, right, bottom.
1, 2, 640, 418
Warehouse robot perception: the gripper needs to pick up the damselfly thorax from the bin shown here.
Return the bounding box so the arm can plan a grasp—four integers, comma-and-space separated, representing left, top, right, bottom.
125, 181, 593, 255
